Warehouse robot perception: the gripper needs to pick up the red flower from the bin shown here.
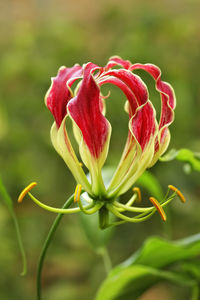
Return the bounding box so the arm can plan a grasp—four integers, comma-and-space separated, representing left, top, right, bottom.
45, 56, 175, 198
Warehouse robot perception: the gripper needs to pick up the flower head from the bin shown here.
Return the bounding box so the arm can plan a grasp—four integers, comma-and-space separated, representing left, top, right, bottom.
19, 56, 185, 228
45, 56, 176, 199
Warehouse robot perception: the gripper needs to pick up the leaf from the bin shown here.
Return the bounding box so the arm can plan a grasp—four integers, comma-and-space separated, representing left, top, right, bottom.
181, 261, 200, 280
96, 234, 200, 300
0, 175, 13, 211
159, 148, 179, 162
160, 148, 200, 172
96, 265, 197, 300
0, 175, 27, 276
119, 234, 200, 270
136, 171, 164, 200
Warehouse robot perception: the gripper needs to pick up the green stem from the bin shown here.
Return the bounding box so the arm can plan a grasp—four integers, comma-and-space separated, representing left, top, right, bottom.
98, 247, 112, 275
11, 211, 27, 276
191, 284, 199, 300
37, 193, 74, 300
0, 176, 27, 276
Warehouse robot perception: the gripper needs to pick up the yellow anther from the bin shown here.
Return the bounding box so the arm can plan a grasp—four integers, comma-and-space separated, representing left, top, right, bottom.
79, 162, 83, 167
133, 187, 142, 202
74, 184, 82, 203
168, 185, 186, 203
149, 197, 167, 222
18, 182, 37, 203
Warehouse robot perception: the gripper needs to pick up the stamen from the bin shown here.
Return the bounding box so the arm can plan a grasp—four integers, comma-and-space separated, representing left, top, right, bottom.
133, 187, 142, 202
106, 203, 155, 223
18, 182, 37, 203
79, 199, 103, 215
149, 197, 167, 222
168, 185, 186, 203
28, 192, 89, 214
74, 184, 82, 203
79, 162, 83, 167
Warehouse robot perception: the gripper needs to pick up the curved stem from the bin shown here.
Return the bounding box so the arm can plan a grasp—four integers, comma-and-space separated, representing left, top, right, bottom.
28, 192, 93, 214
98, 247, 112, 275
11, 211, 27, 276
0, 176, 27, 276
37, 193, 74, 300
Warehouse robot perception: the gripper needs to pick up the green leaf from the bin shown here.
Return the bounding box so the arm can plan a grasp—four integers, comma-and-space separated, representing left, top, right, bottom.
0, 175, 13, 211
96, 265, 197, 300
136, 171, 164, 200
182, 261, 200, 280
0, 175, 27, 276
96, 234, 200, 300
160, 148, 200, 172
119, 234, 200, 270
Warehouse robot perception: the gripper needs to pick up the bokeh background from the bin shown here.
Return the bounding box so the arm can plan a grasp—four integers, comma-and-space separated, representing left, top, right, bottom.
0, 0, 200, 299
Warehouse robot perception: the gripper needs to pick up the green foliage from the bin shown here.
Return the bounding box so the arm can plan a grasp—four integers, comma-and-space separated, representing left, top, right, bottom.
0, 175, 27, 276
136, 171, 164, 200
160, 149, 200, 172
0, 175, 13, 212
96, 234, 200, 300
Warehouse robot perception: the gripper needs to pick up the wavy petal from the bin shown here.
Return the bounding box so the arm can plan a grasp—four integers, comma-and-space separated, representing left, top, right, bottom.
106, 55, 132, 70
130, 63, 176, 164
45, 65, 82, 127
98, 69, 151, 194
108, 101, 158, 197
99, 69, 148, 115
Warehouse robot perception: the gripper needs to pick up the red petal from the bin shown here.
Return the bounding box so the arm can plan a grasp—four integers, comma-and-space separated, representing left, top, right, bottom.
67, 63, 110, 159
131, 101, 156, 151
46, 65, 82, 127
106, 56, 132, 70
130, 63, 175, 154
130, 63, 175, 131
98, 69, 148, 116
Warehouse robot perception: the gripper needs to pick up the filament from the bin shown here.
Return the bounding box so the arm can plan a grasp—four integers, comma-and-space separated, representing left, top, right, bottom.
28, 192, 94, 214
113, 201, 153, 213
126, 193, 137, 207
106, 203, 155, 223
79, 199, 103, 215
133, 187, 142, 202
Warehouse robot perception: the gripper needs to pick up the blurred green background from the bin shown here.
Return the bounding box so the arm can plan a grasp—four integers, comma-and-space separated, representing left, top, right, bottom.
0, 0, 200, 299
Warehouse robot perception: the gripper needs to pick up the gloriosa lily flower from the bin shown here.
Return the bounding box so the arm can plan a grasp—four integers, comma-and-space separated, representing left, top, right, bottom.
45, 56, 175, 197
19, 56, 185, 228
